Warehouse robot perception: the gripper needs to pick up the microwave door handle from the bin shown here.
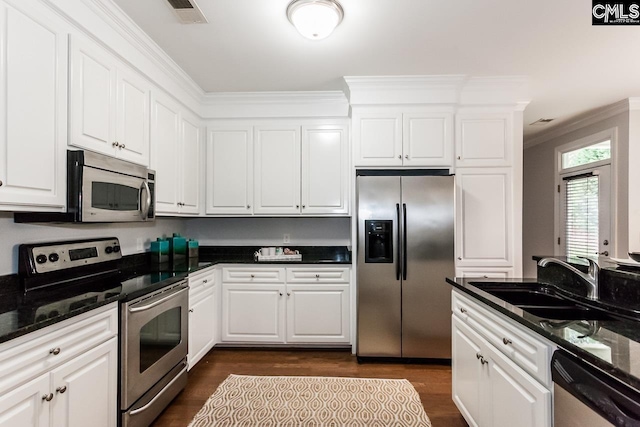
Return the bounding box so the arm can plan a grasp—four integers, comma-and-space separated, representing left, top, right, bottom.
140, 180, 151, 220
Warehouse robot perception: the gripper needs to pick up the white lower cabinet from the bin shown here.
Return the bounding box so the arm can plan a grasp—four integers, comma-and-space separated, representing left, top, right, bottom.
221, 266, 350, 345
0, 304, 118, 427
188, 267, 217, 370
452, 290, 553, 427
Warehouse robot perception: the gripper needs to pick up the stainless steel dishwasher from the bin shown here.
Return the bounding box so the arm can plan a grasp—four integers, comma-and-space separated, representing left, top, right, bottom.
552, 349, 640, 427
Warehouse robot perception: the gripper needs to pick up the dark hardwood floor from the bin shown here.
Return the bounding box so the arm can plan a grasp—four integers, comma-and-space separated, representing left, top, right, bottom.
151, 348, 468, 427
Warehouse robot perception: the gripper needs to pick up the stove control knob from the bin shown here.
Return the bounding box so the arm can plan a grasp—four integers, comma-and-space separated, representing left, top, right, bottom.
105, 246, 113, 254
36, 254, 47, 264
48, 253, 59, 263
113, 245, 121, 253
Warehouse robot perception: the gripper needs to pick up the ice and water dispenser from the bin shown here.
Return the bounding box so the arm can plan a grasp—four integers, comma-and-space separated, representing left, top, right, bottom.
365, 220, 393, 263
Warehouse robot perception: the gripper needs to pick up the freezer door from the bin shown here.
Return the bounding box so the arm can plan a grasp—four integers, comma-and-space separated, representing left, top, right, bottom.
356, 175, 402, 357
401, 175, 455, 358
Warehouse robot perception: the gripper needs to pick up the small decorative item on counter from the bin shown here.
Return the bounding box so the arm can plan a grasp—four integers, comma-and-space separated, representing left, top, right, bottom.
150, 238, 170, 264
169, 233, 187, 261
255, 247, 302, 262
188, 239, 199, 258
283, 248, 299, 255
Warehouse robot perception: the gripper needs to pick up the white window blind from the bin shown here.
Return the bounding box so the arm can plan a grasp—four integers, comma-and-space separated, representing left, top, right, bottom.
564, 174, 599, 260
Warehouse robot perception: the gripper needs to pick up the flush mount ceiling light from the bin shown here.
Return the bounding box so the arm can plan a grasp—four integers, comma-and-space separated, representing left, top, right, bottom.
287, 0, 344, 40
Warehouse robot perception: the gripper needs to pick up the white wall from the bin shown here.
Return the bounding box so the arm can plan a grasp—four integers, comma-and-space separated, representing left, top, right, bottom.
523, 110, 630, 277
184, 217, 351, 247
0, 213, 185, 275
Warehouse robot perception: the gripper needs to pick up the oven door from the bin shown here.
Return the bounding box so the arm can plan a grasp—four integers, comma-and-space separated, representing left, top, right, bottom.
121, 283, 188, 409
82, 166, 152, 222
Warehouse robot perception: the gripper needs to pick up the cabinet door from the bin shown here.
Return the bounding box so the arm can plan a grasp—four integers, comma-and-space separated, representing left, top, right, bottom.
403, 113, 453, 167
115, 68, 150, 166
206, 127, 253, 215
221, 284, 285, 342
188, 288, 215, 370
69, 37, 115, 155
179, 113, 201, 214
456, 113, 512, 167
353, 112, 402, 166
286, 285, 350, 344
484, 342, 551, 427
254, 126, 301, 214
456, 168, 513, 267
50, 337, 117, 427
452, 317, 483, 427
150, 92, 181, 214
0, 374, 49, 427
301, 125, 349, 215
0, 1, 67, 211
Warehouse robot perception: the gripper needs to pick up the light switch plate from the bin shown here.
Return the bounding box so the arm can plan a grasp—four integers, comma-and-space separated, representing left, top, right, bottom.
283, 234, 290, 244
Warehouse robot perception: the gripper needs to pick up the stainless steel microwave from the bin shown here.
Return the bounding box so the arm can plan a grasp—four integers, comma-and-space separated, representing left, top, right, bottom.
15, 151, 155, 223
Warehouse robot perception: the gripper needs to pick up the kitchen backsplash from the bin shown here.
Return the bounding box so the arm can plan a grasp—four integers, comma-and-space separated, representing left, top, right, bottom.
0, 213, 186, 275
184, 217, 351, 246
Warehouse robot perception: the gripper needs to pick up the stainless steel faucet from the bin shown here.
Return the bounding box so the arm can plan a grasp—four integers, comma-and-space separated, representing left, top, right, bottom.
537, 257, 600, 300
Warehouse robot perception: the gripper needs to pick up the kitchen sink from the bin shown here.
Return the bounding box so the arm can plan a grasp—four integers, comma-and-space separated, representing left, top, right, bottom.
520, 306, 614, 321
480, 289, 570, 307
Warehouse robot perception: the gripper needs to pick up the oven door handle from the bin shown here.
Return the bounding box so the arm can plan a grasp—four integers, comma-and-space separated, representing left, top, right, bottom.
129, 362, 188, 416
128, 285, 188, 313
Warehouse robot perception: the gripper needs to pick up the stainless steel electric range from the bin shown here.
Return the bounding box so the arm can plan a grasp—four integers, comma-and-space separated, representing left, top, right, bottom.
18, 237, 189, 427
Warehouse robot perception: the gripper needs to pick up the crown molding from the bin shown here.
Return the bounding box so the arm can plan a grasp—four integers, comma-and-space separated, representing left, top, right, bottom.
459, 76, 530, 107
78, 0, 205, 102
524, 98, 638, 149
200, 91, 350, 118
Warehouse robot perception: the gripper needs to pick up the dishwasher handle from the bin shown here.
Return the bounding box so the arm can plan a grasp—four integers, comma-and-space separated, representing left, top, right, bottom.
552, 349, 640, 425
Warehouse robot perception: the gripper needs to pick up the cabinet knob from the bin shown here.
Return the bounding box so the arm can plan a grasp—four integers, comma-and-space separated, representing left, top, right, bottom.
315, 274, 320, 279
460, 308, 467, 314
476, 352, 488, 365
302, 205, 306, 209
503, 337, 512, 345
250, 274, 255, 278
56, 386, 67, 394
398, 155, 402, 159
457, 156, 461, 160
247, 205, 251, 209
296, 205, 300, 208
42, 393, 54, 402
287, 292, 291, 296
279, 292, 283, 296
49, 347, 61, 356
405, 155, 409, 159
203, 279, 208, 283
457, 257, 462, 261
120, 144, 125, 149
189, 309, 194, 313
0, 180, 3, 187
599, 251, 609, 256
112, 141, 119, 148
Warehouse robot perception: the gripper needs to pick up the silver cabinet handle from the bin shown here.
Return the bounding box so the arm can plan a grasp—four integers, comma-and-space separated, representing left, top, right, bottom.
189, 309, 194, 313
203, 279, 208, 283
457, 257, 462, 261
120, 144, 125, 149
405, 155, 409, 159
250, 274, 255, 278
247, 205, 251, 209
599, 251, 609, 256
287, 292, 291, 296
315, 274, 320, 279
476, 352, 488, 365
49, 348, 61, 356
56, 386, 67, 394
112, 142, 119, 147
503, 338, 512, 345
42, 393, 54, 401
398, 155, 402, 159
460, 308, 467, 314
279, 292, 283, 296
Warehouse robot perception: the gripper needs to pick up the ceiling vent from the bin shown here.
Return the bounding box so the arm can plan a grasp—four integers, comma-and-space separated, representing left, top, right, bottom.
529, 118, 555, 126
165, 0, 208, 24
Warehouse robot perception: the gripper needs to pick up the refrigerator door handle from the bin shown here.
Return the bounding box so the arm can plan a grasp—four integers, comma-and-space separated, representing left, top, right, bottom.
396, 203, 401, 280
403, 203, 408, 280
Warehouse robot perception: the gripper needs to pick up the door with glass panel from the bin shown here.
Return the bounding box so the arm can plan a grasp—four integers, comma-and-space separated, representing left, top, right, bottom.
558, 139, 611, 262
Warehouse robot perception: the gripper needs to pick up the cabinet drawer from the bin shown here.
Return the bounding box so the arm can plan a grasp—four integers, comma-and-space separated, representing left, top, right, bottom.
222, 267, 285, 283
452, 290, 554, 387
189, 268, 215, 296
286, 267, 350, 284
0, 303, 118, 395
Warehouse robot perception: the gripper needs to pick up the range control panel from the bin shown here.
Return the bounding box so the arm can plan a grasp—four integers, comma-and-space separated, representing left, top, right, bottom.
22, 237, 122, 275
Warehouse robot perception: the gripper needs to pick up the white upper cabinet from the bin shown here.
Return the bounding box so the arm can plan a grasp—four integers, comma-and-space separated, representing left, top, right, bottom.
0, 0, 68, 211
206, 127, 253, 215
353, 109, 452, 167
456, 112, 512, 167
151, 92, 201, 215
69, 36, 150, 166
301, 125, 349, 215
254, 125, 301, 215
456, 168, 513, 267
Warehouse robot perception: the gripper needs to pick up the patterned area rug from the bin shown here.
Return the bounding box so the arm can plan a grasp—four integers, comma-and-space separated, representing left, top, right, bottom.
188, 374, 431, 427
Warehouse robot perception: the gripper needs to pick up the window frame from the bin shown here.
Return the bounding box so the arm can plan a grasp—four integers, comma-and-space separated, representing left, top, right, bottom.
553, 128, 617, 258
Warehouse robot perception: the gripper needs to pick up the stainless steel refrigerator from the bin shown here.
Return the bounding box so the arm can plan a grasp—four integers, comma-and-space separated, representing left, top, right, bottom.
356, 171, 455, 359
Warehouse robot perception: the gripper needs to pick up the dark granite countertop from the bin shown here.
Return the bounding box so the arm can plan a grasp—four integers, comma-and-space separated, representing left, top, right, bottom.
447, 277, 640, 391
0, 246, 351, 344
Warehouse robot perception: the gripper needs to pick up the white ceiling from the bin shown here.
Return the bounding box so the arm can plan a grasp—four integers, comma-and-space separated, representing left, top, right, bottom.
112, 0, 640, 139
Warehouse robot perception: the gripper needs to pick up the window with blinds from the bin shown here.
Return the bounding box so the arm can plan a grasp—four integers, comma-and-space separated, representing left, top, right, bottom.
564, 174, 599, 261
